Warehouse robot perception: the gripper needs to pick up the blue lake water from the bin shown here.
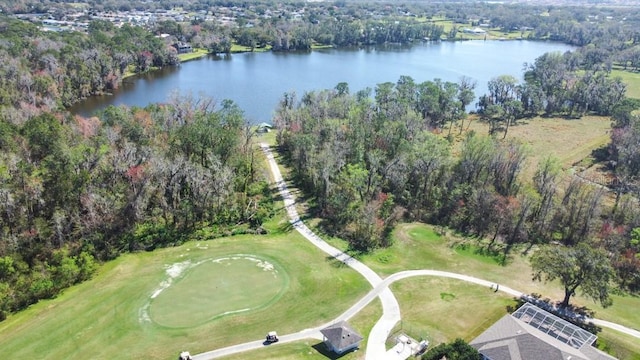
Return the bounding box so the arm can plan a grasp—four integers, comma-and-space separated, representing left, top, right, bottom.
71, 40, 575, 123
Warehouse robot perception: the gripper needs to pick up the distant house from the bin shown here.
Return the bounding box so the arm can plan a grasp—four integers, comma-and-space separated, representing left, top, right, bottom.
172, 42, 192, 54
320, 321, 363, 355
256, 122, 273, 133
462, 27, 487, 34
470, 303, 617, 360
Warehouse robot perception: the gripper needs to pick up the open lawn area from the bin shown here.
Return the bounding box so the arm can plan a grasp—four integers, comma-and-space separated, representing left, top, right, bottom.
598, 328, 640, 360
231, 44, 271, 53
464, 115, 611, 177
0, 231, 369, 360
178, 48, 209, 62
612, 69, 640, 99
318, 222, 640, 358
220, 300, 381, 360
389, 278, 518, 345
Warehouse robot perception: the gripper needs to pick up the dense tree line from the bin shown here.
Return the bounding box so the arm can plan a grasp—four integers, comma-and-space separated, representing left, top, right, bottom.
0, 16, 178, 119
0, 95, 273, 320
274, 76, 640, 306
478, 51, 626, 139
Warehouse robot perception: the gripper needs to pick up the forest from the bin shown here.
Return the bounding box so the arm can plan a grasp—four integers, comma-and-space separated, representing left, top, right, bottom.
1, 0, 640, 321
272, 62, 640, 307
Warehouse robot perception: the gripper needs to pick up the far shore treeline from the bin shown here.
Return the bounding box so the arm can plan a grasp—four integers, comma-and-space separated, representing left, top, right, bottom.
1, 0, 640, 321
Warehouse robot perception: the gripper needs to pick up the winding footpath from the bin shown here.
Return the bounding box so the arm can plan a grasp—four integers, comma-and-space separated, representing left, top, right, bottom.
191, 144, 640, 360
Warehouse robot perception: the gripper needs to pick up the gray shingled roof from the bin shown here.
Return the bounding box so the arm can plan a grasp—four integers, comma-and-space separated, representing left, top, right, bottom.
320, 321, 363, 351
470, 306, 617, 360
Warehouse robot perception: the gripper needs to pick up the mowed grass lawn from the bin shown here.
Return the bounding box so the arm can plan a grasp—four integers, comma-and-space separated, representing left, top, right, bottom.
612, 69, 640, 99
365, 224, 640, 358
390, 278, 518, 345
0, 231, 370, 360
220, 300, 382, 360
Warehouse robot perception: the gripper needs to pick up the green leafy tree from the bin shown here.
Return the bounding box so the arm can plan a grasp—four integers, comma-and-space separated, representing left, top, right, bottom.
422, 338, 482, 360
531, 244, 614, 308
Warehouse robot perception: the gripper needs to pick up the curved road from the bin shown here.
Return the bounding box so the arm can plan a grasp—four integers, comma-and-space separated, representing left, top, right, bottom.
191, 144, 640, 360
260, 143, 401, 360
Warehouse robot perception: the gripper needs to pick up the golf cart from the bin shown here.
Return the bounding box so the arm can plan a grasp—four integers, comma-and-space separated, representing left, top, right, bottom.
265, 331, 279, 343
178, 351, 192, 360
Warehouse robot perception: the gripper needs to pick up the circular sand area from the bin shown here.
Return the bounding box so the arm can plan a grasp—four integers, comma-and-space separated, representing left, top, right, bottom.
149, 255, 287, 328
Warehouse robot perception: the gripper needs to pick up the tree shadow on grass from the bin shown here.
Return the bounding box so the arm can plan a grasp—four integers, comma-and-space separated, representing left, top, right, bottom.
311, 342, 359, 359
451, 241, 509, 266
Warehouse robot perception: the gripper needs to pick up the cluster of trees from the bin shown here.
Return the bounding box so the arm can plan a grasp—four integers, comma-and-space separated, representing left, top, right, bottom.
0, 95, 273, 320
179, 17, 444, 53
116, 0, 640, 55
478, 51, 626, 138
274, 75, 640, 307
0, 17, 178, 120
422, 338, 481, 360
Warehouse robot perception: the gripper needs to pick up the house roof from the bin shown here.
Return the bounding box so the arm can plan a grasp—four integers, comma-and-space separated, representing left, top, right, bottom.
320, 321, 363, 351
470, 304, 617, 360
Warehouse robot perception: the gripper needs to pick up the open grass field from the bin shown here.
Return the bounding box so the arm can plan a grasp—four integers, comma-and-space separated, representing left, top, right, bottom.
230, 44, 271, 53
464, 115, 611, 177
0, 230, 370, 360
319, 223, 640, 358
222, 283, 507, 360
417, 18, 529, 40
368, 224, 640, 358
612, 69, 640, 99
389, 278, 518, 345
149, 255, 288, 328
220, 300, 382, 360
598, 328, 640, 360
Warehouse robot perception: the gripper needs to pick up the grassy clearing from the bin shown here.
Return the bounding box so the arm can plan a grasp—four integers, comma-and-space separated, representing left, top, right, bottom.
178, 48, 209, 62
149, 255, 287, 328
611, 69, 640, 99
358, 224, 554, 294
597, 328, 640, 360
0, 230, 369, 360
320, 223, 640, 336
464, 115, 611, 176
231, 44, 271, 53
390, 278, 518, 345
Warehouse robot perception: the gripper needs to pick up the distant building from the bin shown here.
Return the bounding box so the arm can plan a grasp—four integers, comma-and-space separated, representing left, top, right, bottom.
462, 27, 487, 34
470, 303, 617, 360
256, 122, 273, 133
320, 321, 363, 355
172, 42, 193, 54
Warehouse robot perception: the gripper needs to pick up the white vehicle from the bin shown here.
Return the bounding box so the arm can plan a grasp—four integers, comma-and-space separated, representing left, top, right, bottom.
178, 351, 192, 360
265, 331, 279, 343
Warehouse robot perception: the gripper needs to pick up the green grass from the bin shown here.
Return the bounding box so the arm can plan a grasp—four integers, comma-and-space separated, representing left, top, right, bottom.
148, 255, 288, 328
0, 231, 370, 360
465, 115, 611, 176
220, 299, 381, 360
390, 278, 518, 346
611, 69, 640, 99
178, 48, 209, 62
321, 223, 640, 338
231, 44, 271, 53
597, 328, 640, 360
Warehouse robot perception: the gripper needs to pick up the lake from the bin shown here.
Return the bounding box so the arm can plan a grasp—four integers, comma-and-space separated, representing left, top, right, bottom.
70, 40, 575, 123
